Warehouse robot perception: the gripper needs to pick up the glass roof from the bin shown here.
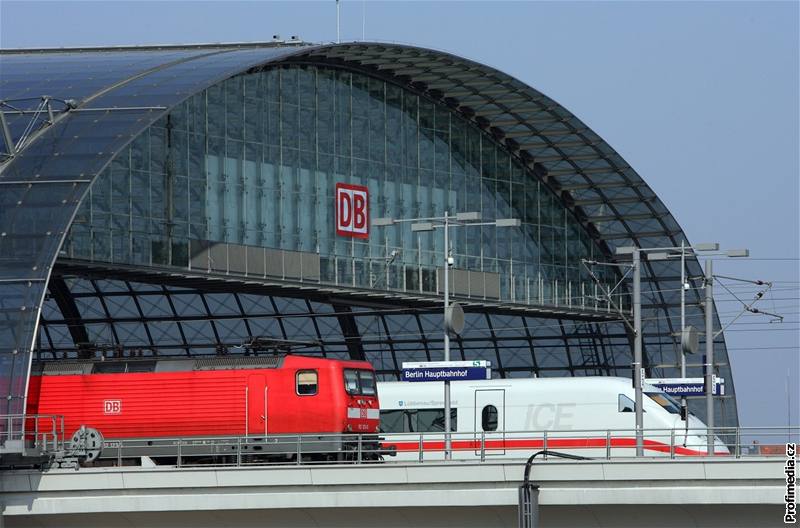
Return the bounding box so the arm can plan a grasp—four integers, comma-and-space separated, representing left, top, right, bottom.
0, 42, 736, 428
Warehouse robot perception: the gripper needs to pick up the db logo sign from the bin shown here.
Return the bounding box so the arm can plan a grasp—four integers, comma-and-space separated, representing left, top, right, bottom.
335, 183, 369, 238
103, 400, 121, 415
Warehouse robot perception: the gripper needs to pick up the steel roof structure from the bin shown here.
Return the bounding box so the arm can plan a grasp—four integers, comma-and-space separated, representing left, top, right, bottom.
0, 42, 736, 431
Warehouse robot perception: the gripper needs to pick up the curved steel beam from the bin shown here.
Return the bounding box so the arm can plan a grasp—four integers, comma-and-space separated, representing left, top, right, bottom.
0, 42, 736, 426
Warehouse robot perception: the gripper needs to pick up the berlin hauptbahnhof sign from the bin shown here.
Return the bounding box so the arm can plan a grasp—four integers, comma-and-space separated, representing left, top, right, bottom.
645, 377, 725, 396
401, 361, 492, 382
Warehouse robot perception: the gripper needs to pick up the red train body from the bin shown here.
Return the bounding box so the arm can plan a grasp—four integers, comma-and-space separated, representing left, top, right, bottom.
26, 355, 380, 445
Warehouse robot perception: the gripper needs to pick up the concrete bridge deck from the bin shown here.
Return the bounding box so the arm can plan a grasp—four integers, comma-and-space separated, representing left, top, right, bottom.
0, 457, 790, 527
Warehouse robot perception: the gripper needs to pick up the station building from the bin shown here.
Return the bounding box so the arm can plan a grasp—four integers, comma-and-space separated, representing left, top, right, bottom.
0, 41, 737, 441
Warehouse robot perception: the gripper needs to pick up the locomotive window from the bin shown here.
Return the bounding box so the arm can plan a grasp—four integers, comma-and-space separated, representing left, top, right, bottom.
344, 369, 360, 394
481, 405, 498, 431
296, 370, 318, 395
618, 394, 635, 413
358, 370, 377, 396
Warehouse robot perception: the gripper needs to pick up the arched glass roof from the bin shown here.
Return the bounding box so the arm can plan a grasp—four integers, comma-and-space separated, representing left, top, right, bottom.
0, 42, 735, 429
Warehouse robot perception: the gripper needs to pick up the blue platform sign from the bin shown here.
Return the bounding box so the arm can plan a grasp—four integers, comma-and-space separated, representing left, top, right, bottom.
645, 377, 725, 396
401, 360, 491, 382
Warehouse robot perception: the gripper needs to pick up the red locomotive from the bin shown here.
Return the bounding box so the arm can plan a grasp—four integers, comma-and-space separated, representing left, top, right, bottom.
25, 355, 382, 463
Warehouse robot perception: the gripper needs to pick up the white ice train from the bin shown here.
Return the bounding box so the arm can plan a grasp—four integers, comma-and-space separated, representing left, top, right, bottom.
377, 377, 730, 459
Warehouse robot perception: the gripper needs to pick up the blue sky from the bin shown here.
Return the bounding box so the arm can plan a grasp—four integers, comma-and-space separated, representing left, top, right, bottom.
2, 1, 798, 432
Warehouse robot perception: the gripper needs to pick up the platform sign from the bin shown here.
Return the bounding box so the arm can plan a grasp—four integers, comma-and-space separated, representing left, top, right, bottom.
401, 360, 491, 382
335, 183, 369, 238
645, 377, 725, 396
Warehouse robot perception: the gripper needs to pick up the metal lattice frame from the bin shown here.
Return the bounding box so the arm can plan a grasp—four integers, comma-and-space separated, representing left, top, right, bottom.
0, 42, 736, 428
36, 271, 631, 380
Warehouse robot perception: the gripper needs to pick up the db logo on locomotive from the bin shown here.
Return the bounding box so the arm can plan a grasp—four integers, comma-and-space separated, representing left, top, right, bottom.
103, 400, 121, 414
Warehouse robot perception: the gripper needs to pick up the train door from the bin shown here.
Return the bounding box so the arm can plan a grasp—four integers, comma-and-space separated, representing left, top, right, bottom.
247, 375, 267, 436
474, 389, 505, 456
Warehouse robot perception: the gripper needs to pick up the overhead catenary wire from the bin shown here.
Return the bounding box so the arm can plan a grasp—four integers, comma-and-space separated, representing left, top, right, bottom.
706, 257, 800, 261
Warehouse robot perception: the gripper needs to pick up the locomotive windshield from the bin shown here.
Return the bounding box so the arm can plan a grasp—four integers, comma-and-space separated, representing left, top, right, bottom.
646, 391, 681, 415
343, 369, 377, 396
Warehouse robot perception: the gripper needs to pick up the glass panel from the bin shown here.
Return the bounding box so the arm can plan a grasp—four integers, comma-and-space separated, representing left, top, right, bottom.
358, 370, 376, 396
1, 50, 735, 427
344, 369, 359, 394
413, 409, 457, 432
481, 405, 498, 431
618, 394, 635, 413
57, 63, 610, 312
646, 391, 681, 415
379, 410, 404, 433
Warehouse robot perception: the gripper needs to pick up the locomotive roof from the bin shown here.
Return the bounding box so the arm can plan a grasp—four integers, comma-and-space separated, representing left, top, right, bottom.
33, 353, 374, 376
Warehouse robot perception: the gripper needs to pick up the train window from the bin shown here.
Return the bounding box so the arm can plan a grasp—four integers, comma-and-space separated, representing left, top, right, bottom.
296, 370, 318, 395
358, 370, 376, 396
379, 410, 404, 433
481, 405, 498, 431
646, 392, 681, 415
380, 409, 457, 432
344, 369, 360, 394
618, 394, 635, 413
416, 409, 457, 432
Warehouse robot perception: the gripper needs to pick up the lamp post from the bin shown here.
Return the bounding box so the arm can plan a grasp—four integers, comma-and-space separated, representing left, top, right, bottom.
648, 242, 720, 434
618, 243, 748, 456
374, 211, 520, 459
704, 258, 715, 455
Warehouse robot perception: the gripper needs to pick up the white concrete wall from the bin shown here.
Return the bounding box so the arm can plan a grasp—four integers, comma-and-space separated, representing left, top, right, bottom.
1, 505, 790, 528
0, 458, 789, 527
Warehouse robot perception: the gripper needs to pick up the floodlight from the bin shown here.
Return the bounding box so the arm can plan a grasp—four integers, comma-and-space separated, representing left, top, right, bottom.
726, 249, 749, 258
411, 222, 435, 232
455, 212, 481, 221
693, 243, 720, 252
646, 252, 671, 261
495, 218, 521, 228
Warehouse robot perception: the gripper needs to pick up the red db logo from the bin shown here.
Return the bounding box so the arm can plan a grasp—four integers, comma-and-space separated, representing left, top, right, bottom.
335, 183, 369, 238
103, 400, 121, 414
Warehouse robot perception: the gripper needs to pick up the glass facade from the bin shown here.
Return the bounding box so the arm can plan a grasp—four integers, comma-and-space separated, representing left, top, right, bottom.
0, 43, 738, 436
36, 276, 634, 378
34, 274, 733, 425
0, 45, 303, 422
62, 65, 617, 309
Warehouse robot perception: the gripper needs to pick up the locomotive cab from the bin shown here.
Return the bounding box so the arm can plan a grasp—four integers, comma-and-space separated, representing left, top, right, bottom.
342, 368, 380, 434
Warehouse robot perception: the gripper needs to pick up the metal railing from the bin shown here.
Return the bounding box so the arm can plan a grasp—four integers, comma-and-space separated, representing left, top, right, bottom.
60, 235, 626, 316
3, 420, 795, 468
84, 426, 800, 468
0, 413, 66, 455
